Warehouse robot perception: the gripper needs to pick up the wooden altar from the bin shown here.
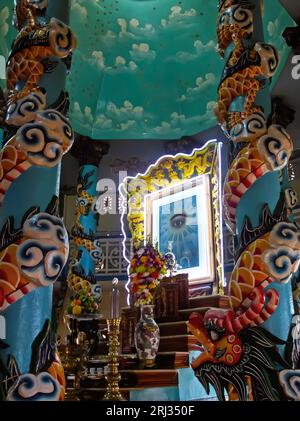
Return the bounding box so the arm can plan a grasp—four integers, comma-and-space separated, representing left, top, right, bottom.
68, 274, 230, 401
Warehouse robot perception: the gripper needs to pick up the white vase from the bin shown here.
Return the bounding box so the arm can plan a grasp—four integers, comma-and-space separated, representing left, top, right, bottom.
134, 305, 160, 368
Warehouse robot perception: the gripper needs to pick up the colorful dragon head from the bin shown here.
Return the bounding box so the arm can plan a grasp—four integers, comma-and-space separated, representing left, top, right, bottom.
188, 310, 243, 368
188, 286, 280, 368
14, 0, 47, 31
188, 311, 289, 401
187, 219, 300, 400
217, 0, 254, 56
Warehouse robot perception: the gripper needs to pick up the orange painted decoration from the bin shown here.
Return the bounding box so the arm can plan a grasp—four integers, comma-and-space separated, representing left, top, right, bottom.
215, 43, 278, 132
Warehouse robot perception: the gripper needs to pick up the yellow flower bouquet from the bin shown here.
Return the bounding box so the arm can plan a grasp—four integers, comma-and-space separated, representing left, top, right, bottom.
129, 243, 167, 307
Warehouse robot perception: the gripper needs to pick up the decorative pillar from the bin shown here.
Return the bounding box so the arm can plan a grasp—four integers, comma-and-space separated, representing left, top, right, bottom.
218, 0, 297, 346
187, 1, 300, 402
0, 0, 76, 401
67, 136, 109, 314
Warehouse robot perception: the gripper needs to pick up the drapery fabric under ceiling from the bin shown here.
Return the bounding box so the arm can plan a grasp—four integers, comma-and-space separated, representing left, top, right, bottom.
0, 0, 295, 140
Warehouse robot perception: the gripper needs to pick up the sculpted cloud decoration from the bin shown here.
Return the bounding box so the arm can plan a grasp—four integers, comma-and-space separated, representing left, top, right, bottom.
187, 0, 300, 402
7, 372, 62, 401
0, 206, 69, 312
0, 91, 74, 207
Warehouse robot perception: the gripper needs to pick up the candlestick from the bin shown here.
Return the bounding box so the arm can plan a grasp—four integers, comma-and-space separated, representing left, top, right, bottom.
102, 318, 126, 401
110, 277, 120, 319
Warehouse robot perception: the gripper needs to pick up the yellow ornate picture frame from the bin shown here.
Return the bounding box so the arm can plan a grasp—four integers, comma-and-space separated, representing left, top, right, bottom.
120, 140, 224, 293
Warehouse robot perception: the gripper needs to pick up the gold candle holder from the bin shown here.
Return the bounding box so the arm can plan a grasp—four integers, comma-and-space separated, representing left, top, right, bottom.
102, 318, 126, 401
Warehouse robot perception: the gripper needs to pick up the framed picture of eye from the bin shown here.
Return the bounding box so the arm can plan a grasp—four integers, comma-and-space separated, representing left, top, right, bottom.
144, 174, 215, 284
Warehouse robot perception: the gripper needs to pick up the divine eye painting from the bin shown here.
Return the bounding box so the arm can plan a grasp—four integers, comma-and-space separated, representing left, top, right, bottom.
157, 194, 199, 270
145, 174, 215, 284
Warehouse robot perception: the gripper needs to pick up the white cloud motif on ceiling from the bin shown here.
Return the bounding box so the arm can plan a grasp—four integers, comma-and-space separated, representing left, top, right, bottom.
72, 102, 93, 127
161, 6, 197, 29
63, 0, 293, 139
154, 102, 217, 135
178, 73, 216, 102
0, 0, 294, 140
128, 19, 156, 38
0, 6, 9, 37
130, 43, 156, 62
118, 18, 156, 41
0, 6, 10, 57
71, 0, 88, 24
71, 100, 153, 133
266, 11, 294, 61
166, 40, 216, 63
100, 30, 117, 47
91, 51, 139, 74
106, 101, 145, 121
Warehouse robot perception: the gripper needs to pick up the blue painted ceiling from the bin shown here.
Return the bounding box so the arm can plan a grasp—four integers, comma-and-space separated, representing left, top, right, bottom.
0, 0, 295, 140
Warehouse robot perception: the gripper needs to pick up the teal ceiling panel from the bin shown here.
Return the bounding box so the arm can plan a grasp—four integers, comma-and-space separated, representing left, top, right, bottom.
68, 0, 221, 139
0, 0, 295, 140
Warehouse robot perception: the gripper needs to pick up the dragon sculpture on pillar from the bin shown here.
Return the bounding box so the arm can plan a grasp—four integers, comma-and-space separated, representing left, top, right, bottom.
188, 198, 300, 400
188, 0, 300, 401
7, 0, 76, 104
0, 0, 76, 401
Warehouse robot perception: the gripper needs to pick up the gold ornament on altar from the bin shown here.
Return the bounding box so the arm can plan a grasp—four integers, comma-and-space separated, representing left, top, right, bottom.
103, 279, 125, 401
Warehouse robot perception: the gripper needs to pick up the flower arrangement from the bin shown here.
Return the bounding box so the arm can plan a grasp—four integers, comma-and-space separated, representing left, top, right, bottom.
68, 286, 100, 316
129, 243, 167, 307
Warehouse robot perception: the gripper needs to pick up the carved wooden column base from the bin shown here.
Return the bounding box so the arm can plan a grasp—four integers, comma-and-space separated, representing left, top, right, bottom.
174, 274, 189, 309
120, 307, 138, 354
154, 274, 189, 322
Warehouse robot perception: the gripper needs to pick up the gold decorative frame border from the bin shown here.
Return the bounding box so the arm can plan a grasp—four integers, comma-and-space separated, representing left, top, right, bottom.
120, 140, 224, 293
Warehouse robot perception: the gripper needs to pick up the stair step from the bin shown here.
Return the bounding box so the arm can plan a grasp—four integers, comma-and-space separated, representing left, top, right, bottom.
179, 306, 221, 317
156, 352, 189, 368
158, 320, 188, 336
159, 334, 197, 352
189, 294, 230, 309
